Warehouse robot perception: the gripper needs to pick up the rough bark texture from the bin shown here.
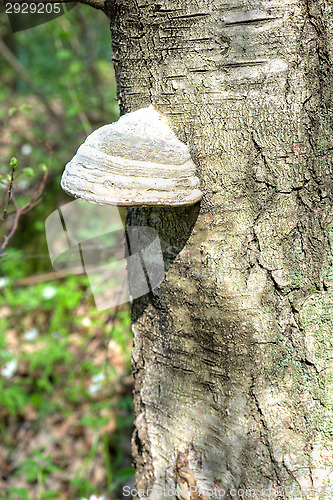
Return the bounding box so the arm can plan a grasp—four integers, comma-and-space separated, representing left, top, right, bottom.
107, 1, 333, 498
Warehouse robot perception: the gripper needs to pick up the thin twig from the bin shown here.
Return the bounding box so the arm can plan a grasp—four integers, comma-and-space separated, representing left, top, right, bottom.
0, 151, 52, 258
66, 79, 91, 135
0, 165, 15, 227
15, 270, 83, 286
0, 195, 22, 256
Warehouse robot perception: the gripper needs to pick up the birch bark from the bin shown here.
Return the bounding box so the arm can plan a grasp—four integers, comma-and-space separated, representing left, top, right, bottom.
107, 1, 333, 498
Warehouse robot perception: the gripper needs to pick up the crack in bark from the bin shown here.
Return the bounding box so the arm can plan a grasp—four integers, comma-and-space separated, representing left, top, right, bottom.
249, 378, 292, 499
249, 381, 283, 485
224, 16, 281, 27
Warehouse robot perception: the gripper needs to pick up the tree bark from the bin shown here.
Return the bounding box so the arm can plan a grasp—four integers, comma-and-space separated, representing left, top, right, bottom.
110, 1, 333, 498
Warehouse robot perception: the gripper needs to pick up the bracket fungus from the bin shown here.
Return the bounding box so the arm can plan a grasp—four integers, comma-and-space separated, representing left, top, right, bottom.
61, 106, 202, 206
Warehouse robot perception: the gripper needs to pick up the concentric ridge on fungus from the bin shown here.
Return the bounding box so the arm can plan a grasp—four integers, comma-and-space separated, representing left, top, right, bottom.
61, 106, 203, 206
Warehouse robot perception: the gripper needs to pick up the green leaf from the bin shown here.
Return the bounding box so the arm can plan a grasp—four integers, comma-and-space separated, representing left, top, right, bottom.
22, 167, 35, 178
0, 384, 28, 417
57, 49, 72, 60
34, 220, 45, 232
40, 490, 64, 500
19, 104, 32, 112
79, 415, 110, 429
8, 107, 18, 117
7, 487, 29, 500
69, 60, 83, 74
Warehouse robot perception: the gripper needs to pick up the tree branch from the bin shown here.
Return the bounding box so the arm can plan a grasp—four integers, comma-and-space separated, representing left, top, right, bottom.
0, 0, 108, 12
0, 164, 15, 228
0, 150, 52, 258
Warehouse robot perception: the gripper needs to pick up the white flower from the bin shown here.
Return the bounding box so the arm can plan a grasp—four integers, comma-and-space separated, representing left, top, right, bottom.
91, 373, 105, 384
88, 372, 105, 395
24, 327, 38, 341
82, 317, 91, 327
1, 358, 17, 378
42, 285, 57, 300
0, 277, 9, 288
21, 143, 32, 156
88, 384, 101, 395
80, 496, 105, 500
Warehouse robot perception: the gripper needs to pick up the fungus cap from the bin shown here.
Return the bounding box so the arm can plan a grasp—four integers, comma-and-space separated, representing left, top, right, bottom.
61, 106, 202, 206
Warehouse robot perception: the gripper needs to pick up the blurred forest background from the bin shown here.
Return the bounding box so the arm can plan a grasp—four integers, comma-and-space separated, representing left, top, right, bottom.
0, 5, 134, 500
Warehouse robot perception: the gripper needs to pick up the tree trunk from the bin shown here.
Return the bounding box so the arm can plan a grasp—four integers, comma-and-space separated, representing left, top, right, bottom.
108, 1, 333, 498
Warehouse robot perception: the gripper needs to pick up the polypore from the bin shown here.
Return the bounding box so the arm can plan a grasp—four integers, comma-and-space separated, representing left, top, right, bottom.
61, 106, 202, 206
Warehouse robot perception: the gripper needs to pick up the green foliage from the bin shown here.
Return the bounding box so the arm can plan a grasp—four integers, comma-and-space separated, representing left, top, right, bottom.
0, 249, 27, 280
16, 450, 61, 484
0, 379, 28, 416
1, 2, 120, 274
107, 309, 132, 356
12, 5, 119, 135
7, 487, 66, 500
8, 484, 66, 500
7, 488, 30, 500
0, 5, 130, 499
69, 478, 96, 498
0, 273, 133, 497
8, 104, 33, 118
